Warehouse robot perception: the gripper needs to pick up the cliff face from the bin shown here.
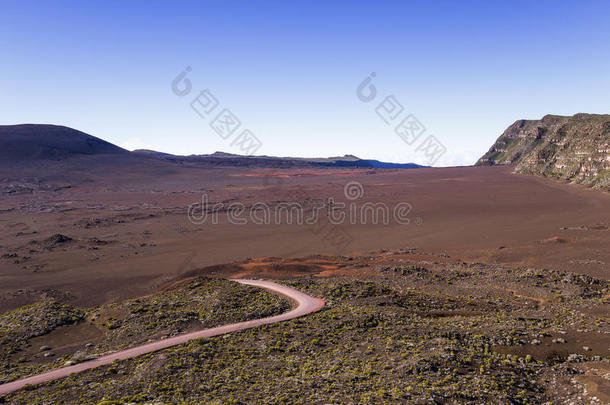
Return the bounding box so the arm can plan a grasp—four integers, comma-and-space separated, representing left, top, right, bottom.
476, 113, 610, 190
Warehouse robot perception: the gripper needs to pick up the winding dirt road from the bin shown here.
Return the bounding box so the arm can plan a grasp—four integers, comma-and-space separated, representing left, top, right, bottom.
0, 279, 325, 395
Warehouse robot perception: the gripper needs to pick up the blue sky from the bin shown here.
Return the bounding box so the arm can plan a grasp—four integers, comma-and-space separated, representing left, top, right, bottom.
2, 0, 609, 166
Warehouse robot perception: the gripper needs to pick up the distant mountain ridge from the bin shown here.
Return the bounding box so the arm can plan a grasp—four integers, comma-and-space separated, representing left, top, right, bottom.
133, 149, 424, 169
477, 113, 610, 190
0, 124, 424, 169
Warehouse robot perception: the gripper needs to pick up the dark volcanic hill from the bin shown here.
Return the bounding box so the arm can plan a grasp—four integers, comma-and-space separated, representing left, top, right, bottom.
476, 113, 610, 190
0, 124, 129, 160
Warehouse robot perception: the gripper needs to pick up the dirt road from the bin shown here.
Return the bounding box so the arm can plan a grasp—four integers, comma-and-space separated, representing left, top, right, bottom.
0, 279, 325, 395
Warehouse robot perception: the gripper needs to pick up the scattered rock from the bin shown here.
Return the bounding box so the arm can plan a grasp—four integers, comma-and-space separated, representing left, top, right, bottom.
567, 353, 583, 363
44, 233, 72, 245
541, 236, 569, 244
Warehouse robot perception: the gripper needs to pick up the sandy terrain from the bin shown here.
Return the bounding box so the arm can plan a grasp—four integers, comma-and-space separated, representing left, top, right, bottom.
1, 162, 608, 312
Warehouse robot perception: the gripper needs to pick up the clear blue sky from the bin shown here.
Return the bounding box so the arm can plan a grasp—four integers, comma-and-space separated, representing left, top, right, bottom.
2, 0, 609, 166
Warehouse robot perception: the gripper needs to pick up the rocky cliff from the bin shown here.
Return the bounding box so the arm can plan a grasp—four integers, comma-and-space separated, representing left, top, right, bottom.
476, 113, 610, 190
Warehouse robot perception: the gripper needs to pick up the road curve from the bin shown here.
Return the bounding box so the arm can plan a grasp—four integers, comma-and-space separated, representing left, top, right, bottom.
0, 279, 325, 395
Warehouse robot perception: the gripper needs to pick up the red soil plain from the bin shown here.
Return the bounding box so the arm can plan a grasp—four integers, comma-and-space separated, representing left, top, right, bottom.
1, 157, 608, 313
